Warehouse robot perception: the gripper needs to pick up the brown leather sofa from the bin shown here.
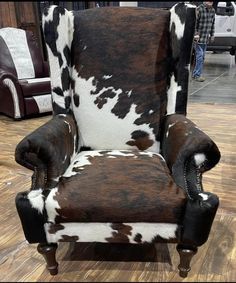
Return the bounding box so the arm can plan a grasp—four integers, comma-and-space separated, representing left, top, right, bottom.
0, 27, 52, 119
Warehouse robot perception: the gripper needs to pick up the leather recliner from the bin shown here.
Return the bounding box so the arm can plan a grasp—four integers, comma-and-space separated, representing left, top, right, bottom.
0, 27, 52, 119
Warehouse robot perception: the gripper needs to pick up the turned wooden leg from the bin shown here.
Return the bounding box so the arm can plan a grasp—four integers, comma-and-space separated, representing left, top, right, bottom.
37, 243, 58, 275
176, 244, 197, 278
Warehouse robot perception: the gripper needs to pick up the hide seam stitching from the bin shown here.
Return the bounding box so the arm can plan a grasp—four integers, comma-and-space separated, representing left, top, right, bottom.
183, 162, 192, 199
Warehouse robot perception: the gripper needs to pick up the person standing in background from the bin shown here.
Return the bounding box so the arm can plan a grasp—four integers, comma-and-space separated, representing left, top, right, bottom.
192, 2, 215, 82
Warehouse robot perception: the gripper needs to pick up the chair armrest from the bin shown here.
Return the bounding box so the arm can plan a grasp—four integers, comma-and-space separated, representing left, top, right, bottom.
15, 114, 79, 189
160, 114, 221, 246
160, 114, 221, 199
0, 71, 25, 118
0, 70, 22, 94
0, 70, 16, 81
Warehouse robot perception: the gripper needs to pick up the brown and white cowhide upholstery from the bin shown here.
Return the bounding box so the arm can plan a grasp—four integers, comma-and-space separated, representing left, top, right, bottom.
168, 3, 196, 114
45, 223, 179, 244
14, 3, 221, 255
42, 3, 196, 153
26, 150, 186, 243
15, 3, 221, 249
161, 114, 221, 199
18, 3, 198, 244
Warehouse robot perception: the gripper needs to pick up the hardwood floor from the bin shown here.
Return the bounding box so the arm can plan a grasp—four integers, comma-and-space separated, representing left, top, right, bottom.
0, 101, 235, 282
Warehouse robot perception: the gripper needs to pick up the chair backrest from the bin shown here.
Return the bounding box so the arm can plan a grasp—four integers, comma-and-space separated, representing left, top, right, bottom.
0, 27, 45, 79
42, 3, 196, 152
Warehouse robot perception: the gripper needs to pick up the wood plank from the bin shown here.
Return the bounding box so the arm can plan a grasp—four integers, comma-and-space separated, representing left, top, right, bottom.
0, 2, 17, 27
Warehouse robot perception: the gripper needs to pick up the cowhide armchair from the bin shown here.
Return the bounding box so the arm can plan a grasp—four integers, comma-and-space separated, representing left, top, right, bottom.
15, 3, 221, 278
0, 27, 52, 119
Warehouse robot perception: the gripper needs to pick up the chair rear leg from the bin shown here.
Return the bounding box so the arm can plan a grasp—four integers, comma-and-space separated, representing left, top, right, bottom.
37, 243, 58, 275
176, 244, 197, 278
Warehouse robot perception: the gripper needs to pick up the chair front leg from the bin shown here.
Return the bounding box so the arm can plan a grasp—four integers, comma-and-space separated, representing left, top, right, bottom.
176, 244, 198, 278
37, 243, 58, 275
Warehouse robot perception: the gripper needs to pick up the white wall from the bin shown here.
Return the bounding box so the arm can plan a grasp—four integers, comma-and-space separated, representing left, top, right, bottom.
119, 2, 138, 7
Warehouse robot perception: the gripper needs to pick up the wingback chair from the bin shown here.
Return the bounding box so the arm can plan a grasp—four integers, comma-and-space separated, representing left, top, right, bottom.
15, 3, 221, 278
0, 27, 52, 119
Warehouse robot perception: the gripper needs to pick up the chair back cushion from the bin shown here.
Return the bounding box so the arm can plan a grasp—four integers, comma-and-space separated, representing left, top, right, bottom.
0, 27, 44, 79
43, 4, 196, 152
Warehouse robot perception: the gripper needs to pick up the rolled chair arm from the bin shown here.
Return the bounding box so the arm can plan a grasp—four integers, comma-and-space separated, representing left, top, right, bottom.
160, 114, 220, 197
0, 71, 24, 119
160, 114, 221, 246
0, 71, 21, 93
0, 70, 18, 82
15, 114, 79, 189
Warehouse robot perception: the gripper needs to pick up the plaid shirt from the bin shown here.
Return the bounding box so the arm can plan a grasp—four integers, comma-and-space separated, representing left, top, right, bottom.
195, 3, 215, 44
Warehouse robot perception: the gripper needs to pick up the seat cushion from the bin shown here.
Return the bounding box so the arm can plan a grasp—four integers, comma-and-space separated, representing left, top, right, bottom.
19, 77, 51, 97
44, 150, 187, 224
